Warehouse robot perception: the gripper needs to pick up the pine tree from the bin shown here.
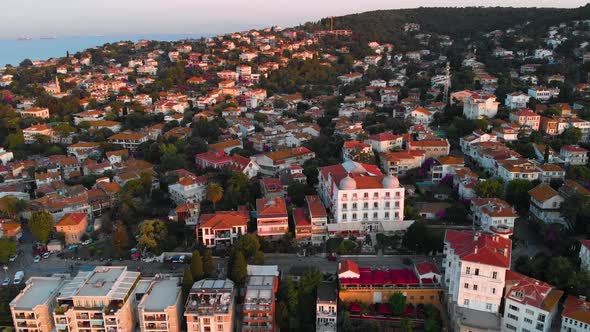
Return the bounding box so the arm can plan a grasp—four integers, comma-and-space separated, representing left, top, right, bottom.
190, 251, 203, 280
230, 251, 248, 285
182, 268, 194, 299
202, 249, 214, 277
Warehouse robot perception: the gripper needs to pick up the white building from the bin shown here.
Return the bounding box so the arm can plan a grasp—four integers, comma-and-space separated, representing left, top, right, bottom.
365, 132, 404, 153
316, 283, 337, 332
0, 147, 14, 165
505, 92, 531, 109
502, 271, 563, 332
528, 184, 565, 225
580, 240, 590, 272
561, 295, 590, 332
443, 230, 511, 332
10, 277, 67, 332
528, 87, 553, 102
463, 92, 500, 119
471, 198, 518, 238
560, 145, 589, 165
318, 161, 405, 234
168, 175, 207, 205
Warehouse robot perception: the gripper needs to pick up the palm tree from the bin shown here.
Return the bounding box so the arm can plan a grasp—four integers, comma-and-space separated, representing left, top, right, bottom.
206, 182, 224, 210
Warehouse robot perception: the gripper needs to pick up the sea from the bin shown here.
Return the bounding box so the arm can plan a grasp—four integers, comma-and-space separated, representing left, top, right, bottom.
0, 33, 209, 67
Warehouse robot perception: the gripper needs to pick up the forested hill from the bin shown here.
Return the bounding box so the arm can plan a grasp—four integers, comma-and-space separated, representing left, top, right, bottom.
313, 6, 590, 42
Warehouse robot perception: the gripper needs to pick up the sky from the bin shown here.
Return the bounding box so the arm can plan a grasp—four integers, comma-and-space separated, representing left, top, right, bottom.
1, 0, 589, 39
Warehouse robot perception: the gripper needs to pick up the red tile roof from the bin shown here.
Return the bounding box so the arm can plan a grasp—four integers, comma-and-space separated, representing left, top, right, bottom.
445, 230, 511, 268
562, 295, 590, 325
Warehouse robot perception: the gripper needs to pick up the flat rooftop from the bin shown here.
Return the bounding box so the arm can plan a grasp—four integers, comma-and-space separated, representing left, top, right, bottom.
58, 266, 140, 300
142, 278, 180, 312
11, 277, 64, 310
455, 305, 501, 330
245, 276, 275, 301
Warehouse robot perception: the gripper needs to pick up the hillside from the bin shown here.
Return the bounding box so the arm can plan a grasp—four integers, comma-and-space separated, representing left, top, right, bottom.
314, 6, 590, 42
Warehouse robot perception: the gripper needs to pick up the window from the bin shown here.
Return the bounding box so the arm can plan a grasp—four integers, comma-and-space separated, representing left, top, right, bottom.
466, 267, 471, 274
463, 299, 469, 306
352, 213, 357, 220
217, 324, 224, 331
492, 271, 498, 279
395, 201, 400, 207
473, 284, 478, 291
342, 214, 347, 220
343, 203, 347, 210
505, 324, 517, 331
535, 323, 544, 331
373, 202, 378, 208
363, 202, 369, 209
492, 288, 496, 294
386, 192, 390, 198
537, 314, 546, 322
385, 202, 390, 208
363, 213, 368, 219
464, 283, 469, 289
364, 193, 369, 198
509, 305, 519, 312
352, 203, 357, 209
507, 313, 519, 321
486, 303, 492, 310
384, 212, 390, 218
373, 192, 379, 198
373, 212, 378, 219
524, 318, 533, 324
525, 309, 534, 315
474, 268, 479, 276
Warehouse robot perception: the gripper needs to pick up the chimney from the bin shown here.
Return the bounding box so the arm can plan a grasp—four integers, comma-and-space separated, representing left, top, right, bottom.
474, 245, 478, 254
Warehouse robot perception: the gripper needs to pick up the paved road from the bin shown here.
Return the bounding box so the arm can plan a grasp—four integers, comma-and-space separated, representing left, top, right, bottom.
4, 252, 442, 281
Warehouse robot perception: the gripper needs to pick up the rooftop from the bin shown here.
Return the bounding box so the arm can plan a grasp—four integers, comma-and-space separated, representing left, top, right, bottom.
141, 277, 181, 312
11, 277, 65, 310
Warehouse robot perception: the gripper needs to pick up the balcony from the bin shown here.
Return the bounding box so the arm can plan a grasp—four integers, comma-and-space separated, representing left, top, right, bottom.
144, 315, 167, 322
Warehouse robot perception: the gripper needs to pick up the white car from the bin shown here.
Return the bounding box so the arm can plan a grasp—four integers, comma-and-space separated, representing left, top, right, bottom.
1, 278, 9, 286
9, 254, 18, 262
33, 255, 41, 263
82, 239, 92, 246
42, 252, 50, 259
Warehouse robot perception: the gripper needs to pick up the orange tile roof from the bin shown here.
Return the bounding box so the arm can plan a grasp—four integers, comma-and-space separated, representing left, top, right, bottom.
528, 184, 559, 203
199, 211, 249, 230
56, 213, 87, 227
562, 295, 590, 325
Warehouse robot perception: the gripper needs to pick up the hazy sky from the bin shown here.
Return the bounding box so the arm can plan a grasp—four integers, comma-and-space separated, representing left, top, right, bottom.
1, 0, 588, 39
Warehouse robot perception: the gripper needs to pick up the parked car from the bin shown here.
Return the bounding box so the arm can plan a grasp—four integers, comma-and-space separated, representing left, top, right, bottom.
170, 255, 185, 263
82, 239, 92, 246
13, 271, 24, 284
1, 278, 10, 286
33, 255, 41, 263
42, 252, 50, 259
327, 254, 337, 261
68, 244, 79, 250
9, 253, 18, 262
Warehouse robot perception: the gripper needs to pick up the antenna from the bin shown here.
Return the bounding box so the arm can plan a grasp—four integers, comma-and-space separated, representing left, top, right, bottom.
443, 62, 451, 105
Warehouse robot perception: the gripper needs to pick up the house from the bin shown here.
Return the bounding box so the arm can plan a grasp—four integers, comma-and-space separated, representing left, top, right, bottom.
107, 131, 148, 150
342, 140, 373, 162
415, 202, 452, 220
580, 240, 590, 272
560, 145, 588, 165
502, 271, 563, 332
492, 126, 519, 142
194, 152, 232, 169
535, 164, 566, 184
55, 213, 88, 245
471, 197, 518, 238
443, 230, 511, 332
255, 147, 315, 176
560, 295, 590, 332
305, 195, 328, 245
23, 124, 53, 144
365, 133, 404, 153
505, 92, 531, 109
380, 150, 425, 176
168, 175, 207, 205
463, 92, 500, 119
532, 143, 562, 164
208, 139, 243, 154
1, 221, 22, 240
431, 156, 464, 182
338, 73, 363, 84
509, 109, 540, 131
106, 149, 129, 165
260, 178, 285, 199
20, 107, 49, 119
407, 106, 434, 125
528, 184, 565, 224
197, 211, 249, 248
316, 283, 338, 332
540, 116, 559, 136
293, 208, 312, 244
175, 203, 200, 225
407, 136, 450, 159
528, 87, 554, 102
256, 198, 289, 240
497, 159, 541, 183
0, 147, 14, 165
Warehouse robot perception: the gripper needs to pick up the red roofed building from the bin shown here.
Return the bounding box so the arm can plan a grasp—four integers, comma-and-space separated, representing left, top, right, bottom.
443, 230, 511, 327
337, 260, 442, 306
175, 202, 200, 226
407, 135, 450, 159
365, 132, 404, 153
256, 198, 288, 240
195, 152, 232, 169
318, 161, 405, 235
509, 108, 541, 131
306, 195, 328, 245
561, 295, 590, 332
293, 208, 312, 244
55, 213, 88, 245
197, 211, 249, 248
502, 271, 563, 332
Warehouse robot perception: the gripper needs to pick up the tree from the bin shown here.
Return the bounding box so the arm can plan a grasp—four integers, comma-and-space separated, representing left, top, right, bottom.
137, 219, 168, 254
234, 234, 261, 259
182, 268, 194, 298
253, 250, 265, 264
287, 183, 314, 206
283, 276, 299, 315
0, 239, 16, 263
191, 251, 204, 280
230, 251, 248, 285
112, 220, 131, 255
544, 256, 575, 289
206, 182, 224, 210
402, 221, 441, 254
29, 211, 54, 244
475, 180, 503, 198
561, 127, 582, 146
543, 144, 550, 163
388, 292, 407, 316
202, 249, 214, 277
400, 317, 414, 332
341, 311, 353, 332
506, 179, 535, 212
